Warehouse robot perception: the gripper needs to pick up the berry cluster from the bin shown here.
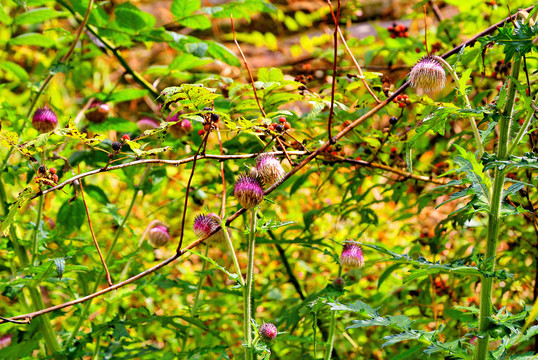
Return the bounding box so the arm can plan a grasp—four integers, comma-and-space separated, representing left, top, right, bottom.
36, 165, 58, 186
493, 59, 511, 78
198, 107, 220, 136
393, 94, 410, 108
387, 23, 409, 38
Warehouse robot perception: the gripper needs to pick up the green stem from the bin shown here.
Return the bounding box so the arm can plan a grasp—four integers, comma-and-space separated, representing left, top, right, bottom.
244, 208, 257, 360
0, 182, 60, 354
220, 219, 245, 287
31, 194, 44, 266
434, 56, 485, 158
475, 57, 521, 360
508, 100, 536, 155
180, 244, 210, 352
325, 266, 342, 360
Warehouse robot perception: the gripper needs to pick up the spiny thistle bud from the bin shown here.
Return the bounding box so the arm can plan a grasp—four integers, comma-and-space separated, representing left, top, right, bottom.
340, 242, 364, 268
259, 323, 278, 343
148, 225, 170, 247
332, 277, 345, 290
168, 114, 192, 139
32, 107, 58, 133
138, 118, 159, 132
234, 174, 264, 209
255, 154, 286, 188
408, 55, 446, 93
85, 102, 110, 123
193, 213, 224, 244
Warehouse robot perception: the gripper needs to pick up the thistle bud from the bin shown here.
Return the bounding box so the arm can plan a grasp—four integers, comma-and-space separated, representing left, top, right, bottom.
148, 225, 170, 247
332, 277, 345, 290
259, 323, 278, 343
138, 118, 159, 132
85, 102, 110, 123
168, 114, 192, 138
408, 55, 446, 93
193, 213, 224, 244
32, 107, 58, 133
234, 174, 264, 209
255, 154, 286, 188
340, 242, 364, 268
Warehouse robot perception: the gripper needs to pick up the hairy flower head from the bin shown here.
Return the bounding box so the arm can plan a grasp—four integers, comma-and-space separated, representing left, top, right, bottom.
234, 174, 264, 209
255, 154, 286, 188
340, 242, 364, 268
148, 225, 170, 247
193, 213, 223, 244
408, 55, 446, 93
259, 322, 278, 342
32, 107, 58, 133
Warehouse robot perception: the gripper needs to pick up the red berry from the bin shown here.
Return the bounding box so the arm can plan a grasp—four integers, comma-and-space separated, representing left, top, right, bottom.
355, 156, 362, 161
284, 122, 291, 130
331, 151, 338, 156
52, 174, 59, 183
415, 48, 420, 53
198, 129, 205, 136
387, 26, 393, 31
122, 134, 131, 140
390, 33, 396, 39
390, 146, 397, 154
49, 167, 57, 174
304, 64, 311, 71
399, 103, 406, 108
204, 124, 211, 132
404, 32, 409, 38
279, 116, 286, 123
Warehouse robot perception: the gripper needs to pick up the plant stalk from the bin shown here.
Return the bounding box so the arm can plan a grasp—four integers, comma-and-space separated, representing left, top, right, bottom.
325, 266, 342, 360
475, 57, 521, 360
244, 208, 257, 360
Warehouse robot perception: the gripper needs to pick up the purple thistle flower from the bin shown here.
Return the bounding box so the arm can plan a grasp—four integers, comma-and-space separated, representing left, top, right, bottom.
148, 225, 170, 247
168, 113, 192, 139
340, 242, 364, 268
138, 118, 159, 132
234, 174, 264, 209
32, 107, 58, 133
408, 55, 446, 93
255, 154, 286, 187
193, 213, 223, 243
259, 322, 278, 342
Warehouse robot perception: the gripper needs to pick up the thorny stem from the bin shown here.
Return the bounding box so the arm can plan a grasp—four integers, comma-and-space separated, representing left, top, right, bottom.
508, 100, 537, 155
30, 194, 44, 267
231, 15, 266, 118
79, 179, 113, 286
244, 208, 257, 360
325, 266, 343, 360
326, 0, 341, 143
475, 58, 521, 360
433, 56, 485, 158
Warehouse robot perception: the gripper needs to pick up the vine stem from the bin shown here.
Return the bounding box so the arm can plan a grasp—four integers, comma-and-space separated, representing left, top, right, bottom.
433, 56, 485, 158
475, 57, 521, 360
244, 208, 257, 360
325, 265, 342, 360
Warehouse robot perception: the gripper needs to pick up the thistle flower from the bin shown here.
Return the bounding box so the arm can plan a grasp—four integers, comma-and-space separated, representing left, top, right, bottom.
255, 154, 286, 188
148, 225, 170, 247
259, 322, 278, 342
193, 213, 224, 244
85, 102, 110, 123
32, 107, 58, 133
408, 55, 446, 93
138, 118, 159, 132
340, 242, 364, 268
168, 113, 192, 138
234, 174, 264, 209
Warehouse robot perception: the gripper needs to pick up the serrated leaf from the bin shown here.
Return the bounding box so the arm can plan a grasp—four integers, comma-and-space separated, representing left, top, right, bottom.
14, 7, 64, 25
1, 187, 35, 236
8, 33, 54, 48
171, 0, 200, 19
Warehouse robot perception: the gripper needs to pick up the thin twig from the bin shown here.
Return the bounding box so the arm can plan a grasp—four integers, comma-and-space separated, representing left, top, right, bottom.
275, 136, 296, 166
216, 127, 227, 218
326, 0, 341, 143
79, 178, 113, 286
176, 134, 209, 252
337, 28, 381, 104
231, 15, 266, 118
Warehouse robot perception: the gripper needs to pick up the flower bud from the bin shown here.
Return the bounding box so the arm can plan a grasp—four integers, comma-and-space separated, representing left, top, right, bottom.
340, 242, 364, 268
193, 213, 224, 244
259, 322, 278, 342
86, 102, 110, 123
234, 174, 264, 209
408, 55, 446, 93
332, 277, 345, 290
32, 107, 58, 133
255, 154, 286, 187
148, 225, 170, 247
168, 113, 192, 138
138, 118, 159, 132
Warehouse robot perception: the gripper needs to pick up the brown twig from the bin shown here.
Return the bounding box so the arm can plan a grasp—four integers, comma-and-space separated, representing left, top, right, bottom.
275, 136, 296, 166
79, 177, 113, 286
216, 127, 227, 218
176, 134, 209, 252
231, 15, 266, 118
326, 0, 341, 143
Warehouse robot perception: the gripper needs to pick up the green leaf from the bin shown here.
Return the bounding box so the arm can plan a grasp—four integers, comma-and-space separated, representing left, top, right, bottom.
171, 0, 200, 19
457, 68, 472, 96
83, 184, 110, 204
8, 33, 54, 48
0, 61, 28, 81
53, 258, 65, 280
205, 41, 241, 66
14, 7, 64, 25
107, 89, 149, 103
115, 2, 155, 31
160, 84, 220, 110
1, 187, 35, 236
57, 199, 85, 234
186, 248, 239, 283
179, 14, 211, 30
